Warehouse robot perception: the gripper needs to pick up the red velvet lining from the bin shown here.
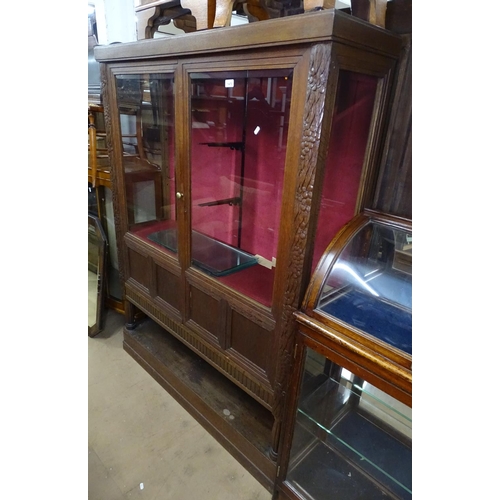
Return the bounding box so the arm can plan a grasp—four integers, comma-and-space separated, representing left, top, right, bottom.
312, 72, 379, 271
218, 264, 274, 308
131, 223, 273, 308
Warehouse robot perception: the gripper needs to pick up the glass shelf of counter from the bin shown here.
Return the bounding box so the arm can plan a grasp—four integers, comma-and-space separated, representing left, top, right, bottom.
284, 347, 412, 500
148, 227, 258, 277
304, 210, 412, 358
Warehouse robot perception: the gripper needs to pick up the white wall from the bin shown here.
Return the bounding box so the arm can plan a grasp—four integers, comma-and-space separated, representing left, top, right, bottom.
93, 0, 137, 44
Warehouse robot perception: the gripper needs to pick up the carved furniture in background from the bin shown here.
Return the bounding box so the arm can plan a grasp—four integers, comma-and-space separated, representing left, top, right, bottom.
135, 0, 272, 38
134, 0, 411, 39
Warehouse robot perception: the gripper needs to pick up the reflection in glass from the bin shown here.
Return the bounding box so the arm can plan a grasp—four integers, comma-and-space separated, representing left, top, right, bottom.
88, 214, 107, 337
286, 347, 412, 500
114, 73, 177, 253
318, 221, 412, 354
189, 70, 293, 307
312, 71, 379, 271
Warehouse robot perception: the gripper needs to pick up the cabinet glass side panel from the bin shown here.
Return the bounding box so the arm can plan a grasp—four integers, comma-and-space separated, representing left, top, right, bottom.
318, 221, 412, 355
286, 347, 412, 500
189, 70, 292, 307
114, 73, 177, 257
311, 71, 379, 272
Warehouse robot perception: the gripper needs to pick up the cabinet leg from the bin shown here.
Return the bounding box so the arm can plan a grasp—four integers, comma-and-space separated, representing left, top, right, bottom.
269, 418, 281, 461
125, 301, 138, 330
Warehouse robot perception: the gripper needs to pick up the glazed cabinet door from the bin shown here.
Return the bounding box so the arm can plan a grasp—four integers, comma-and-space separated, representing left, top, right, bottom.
108, 67, 182, 321
180, 65, 295, 398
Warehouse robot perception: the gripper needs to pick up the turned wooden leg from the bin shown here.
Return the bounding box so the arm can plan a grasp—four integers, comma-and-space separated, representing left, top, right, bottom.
269, 418, 281, 461
182, 0, 216, 29
242, 0, 270, 21
136, 5, 161, 40
125, 300, 139, 330
351, 0, 388, 28
213, 0, 236, 27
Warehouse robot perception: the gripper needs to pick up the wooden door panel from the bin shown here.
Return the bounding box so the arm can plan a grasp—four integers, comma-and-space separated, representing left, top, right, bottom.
155, 264, 182, 314
187, 285, 226, 346
228, 309, 272, 376
128, 247, 150, 292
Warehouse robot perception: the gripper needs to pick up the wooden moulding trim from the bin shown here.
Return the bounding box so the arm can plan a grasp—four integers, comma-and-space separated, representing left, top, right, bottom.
307, 310, 411, 370
295, 312, 412, 390
94, 10, 400, 63
126, 285, 274, 410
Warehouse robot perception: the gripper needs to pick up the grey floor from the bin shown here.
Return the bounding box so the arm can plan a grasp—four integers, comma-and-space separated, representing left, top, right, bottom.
89, 309, 272, 500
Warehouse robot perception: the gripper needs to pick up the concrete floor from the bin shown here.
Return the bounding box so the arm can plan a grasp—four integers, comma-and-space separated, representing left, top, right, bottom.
89, 309, 272, 500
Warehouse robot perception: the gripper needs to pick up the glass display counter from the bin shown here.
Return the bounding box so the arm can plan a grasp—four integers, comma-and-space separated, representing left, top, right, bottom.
274, 210, 412, 499
303, 209, 412, 370
282, 349, 411, 500
316, 214, 412, 355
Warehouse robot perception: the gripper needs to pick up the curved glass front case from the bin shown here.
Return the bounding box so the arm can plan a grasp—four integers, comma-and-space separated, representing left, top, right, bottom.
314, 213, 412, 355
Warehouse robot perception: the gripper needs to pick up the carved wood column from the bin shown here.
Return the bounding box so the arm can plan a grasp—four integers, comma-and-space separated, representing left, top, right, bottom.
270, 43, 337, 459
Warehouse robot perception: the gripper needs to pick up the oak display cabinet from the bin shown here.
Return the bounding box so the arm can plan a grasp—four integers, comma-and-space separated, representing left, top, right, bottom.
274, 209, 412, 499
94, 10, 402, 489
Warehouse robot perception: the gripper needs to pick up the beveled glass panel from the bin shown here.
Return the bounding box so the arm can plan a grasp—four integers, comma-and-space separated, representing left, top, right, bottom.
189, 69, 293, 307
114, 73, 177, 257
286, 347, 412, 500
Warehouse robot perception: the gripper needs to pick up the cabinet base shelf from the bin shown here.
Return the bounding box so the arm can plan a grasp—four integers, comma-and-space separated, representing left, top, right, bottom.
123, 317, 276, 492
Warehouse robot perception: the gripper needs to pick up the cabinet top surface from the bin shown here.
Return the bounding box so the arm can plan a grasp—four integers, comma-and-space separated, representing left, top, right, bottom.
94, 10, 401, 63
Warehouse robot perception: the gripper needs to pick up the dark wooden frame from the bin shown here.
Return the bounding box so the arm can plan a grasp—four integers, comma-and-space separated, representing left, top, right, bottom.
95, 10, 402, 489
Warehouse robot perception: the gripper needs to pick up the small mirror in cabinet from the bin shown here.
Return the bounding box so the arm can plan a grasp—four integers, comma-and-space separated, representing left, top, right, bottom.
88, 214, 108, 337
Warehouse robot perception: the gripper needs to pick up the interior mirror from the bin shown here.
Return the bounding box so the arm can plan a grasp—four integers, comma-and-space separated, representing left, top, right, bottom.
88, 214, 107, 337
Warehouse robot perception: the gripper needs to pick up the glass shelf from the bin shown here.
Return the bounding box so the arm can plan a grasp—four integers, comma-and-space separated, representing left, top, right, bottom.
148, 228, 258, 277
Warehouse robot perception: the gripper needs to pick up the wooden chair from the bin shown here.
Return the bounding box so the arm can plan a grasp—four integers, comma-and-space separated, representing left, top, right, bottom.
213, 0, 269, 27
304, 0, 388, 28
88, 103, 110, 189
136, 0, 270, 38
